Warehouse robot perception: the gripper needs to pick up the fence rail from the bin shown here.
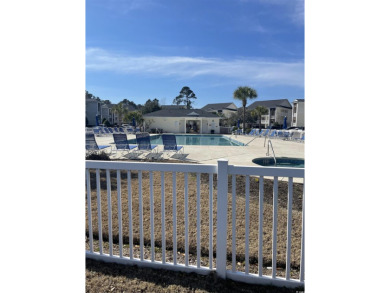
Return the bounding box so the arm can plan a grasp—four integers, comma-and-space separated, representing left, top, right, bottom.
85, 159, 304, 288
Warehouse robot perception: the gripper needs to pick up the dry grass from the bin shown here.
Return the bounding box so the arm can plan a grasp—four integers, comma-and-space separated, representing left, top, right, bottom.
86, 169, 303, 274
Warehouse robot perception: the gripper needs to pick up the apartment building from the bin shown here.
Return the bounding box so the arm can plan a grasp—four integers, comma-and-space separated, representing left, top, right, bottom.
291, 99, 305, 128
246, 99, 292, 128
201, 102, 238, 118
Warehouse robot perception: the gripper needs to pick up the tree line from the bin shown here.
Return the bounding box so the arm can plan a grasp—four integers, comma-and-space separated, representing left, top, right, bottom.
87, 86, 267, 131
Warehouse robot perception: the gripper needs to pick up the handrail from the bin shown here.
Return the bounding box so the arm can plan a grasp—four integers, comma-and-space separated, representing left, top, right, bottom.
266, 139, 277, 166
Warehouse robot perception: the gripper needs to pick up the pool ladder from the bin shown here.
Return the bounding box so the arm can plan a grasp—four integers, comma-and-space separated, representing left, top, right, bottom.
266, 139, 277, 166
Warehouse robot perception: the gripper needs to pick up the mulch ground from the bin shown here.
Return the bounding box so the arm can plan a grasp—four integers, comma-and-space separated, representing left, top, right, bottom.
86, 258, 303, 293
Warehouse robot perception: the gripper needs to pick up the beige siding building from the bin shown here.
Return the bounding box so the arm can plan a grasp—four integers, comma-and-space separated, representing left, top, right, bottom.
246, 99, 293, 128
201, 102, 238, 118
291, 99, 305, 128
143, 109, 222, 134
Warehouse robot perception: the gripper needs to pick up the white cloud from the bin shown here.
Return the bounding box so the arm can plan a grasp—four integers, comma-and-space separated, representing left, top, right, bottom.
86, 48, 304, 87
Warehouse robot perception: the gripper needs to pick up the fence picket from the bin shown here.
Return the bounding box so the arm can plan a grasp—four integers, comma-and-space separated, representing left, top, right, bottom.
286, 177, 293, 279
149, 171, 154, 262
209, 173, 213, 270
161, 172, 166, 264
184, 172, 189, 266
86, 169, 93, 253
117, 170, 123, 258
127, 170, 133, 259
138, 170, 144, 261
106, 169, 113, 256
96, 169, 103, 254
172, 172, 177, 265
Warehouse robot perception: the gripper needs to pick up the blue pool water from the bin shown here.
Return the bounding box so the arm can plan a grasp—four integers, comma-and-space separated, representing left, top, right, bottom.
127, 134, 245, 146
252, 157, 304, 168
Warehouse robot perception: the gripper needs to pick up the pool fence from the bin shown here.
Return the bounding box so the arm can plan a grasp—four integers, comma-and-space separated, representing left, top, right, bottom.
85, 159, 304, 288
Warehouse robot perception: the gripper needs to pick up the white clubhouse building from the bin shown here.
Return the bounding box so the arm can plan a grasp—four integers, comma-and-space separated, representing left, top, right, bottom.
143, 109, 222, 134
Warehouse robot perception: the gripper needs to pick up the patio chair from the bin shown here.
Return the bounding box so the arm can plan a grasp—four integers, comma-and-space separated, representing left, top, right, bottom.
282, 131, 292, 140
262, 129, 270, 137
85, 133, 112, 155
291, 131, 301, 141
93, 128, 102, 136
112, 133, 138, 158
118, 127, 126, 134
108, 128, 114, 134
257, 129, 264, 136
103, 127, 111, 135
135, 133, 158, 155
114, 127, 120, 133
162, 134, 184, 157
247, 129, 256, 136
269, 130, 277, 139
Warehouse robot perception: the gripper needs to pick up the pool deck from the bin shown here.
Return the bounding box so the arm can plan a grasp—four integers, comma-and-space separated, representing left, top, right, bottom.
95, 133, 304, 168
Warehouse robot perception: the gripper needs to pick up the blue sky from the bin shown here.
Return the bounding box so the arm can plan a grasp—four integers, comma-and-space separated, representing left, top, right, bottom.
86, 0, 304, 107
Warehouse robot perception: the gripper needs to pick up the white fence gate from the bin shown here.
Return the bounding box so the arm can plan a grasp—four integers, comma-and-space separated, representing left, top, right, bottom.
85, 159, 304, 288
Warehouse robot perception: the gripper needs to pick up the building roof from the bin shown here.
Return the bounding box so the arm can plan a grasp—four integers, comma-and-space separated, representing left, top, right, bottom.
101, 103, 136, 111
161, 105, 186, 109
246, 99, 292, 111
143, 109, 221, 118
201, 102, 237, 111
293, 99, 305, 102
86, 98, 100, 103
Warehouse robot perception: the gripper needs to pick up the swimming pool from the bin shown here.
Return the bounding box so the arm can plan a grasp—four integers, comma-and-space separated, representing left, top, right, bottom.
252, 157, 304, 168
128, 134, 245, 146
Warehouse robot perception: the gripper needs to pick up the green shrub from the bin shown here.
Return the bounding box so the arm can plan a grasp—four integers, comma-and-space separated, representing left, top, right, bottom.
86, 152, 111, 161
102, 118, 111, 127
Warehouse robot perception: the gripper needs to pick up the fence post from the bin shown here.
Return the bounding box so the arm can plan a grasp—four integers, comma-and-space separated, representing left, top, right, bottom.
216, 159, 229, 278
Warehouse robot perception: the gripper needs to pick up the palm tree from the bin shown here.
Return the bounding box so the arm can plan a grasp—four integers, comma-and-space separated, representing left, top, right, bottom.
251, 106, 268, 128
124, 110, 144, 126
233, 86, 258, 133
112, 103, 128, 126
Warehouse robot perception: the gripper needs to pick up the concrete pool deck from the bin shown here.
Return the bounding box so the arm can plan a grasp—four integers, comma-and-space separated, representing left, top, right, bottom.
94, 133, 304, 167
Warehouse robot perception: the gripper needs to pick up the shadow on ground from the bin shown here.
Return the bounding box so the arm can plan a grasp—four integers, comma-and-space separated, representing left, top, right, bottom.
86, 259, 303, 293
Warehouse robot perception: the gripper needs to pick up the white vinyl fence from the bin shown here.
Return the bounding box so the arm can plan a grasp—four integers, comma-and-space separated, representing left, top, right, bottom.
85, 159, 304, 288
